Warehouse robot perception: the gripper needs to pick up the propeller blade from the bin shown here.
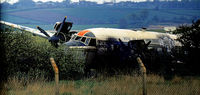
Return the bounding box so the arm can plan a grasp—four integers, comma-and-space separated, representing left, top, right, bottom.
56, 16, 67, 36
119, 38, 126, 47
145, 41, 151, 48
37, 26, 50, 38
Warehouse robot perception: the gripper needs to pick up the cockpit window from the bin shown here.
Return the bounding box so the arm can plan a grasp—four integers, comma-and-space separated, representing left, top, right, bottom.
89, 38, 96, 46
72, 35, 76, 40
85, 38, 91, 45
72, 34, 96, 46
75, 36, 81, 40
84, 32, 95, 37
81, 37, 86, 42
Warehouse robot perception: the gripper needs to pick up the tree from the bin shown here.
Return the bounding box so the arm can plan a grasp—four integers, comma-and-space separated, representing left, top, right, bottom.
173, 19, 200, 49
173, 19, 200, 74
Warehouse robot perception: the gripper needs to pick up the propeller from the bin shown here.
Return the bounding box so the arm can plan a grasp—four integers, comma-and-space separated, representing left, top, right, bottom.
118, 39, 152, 58
128, 40, 151, 58
36, 26, 50, 38
56, 16, 67, 36
36, 16, 73, 47
128, 40, 151, 50
118, 38, 126, 47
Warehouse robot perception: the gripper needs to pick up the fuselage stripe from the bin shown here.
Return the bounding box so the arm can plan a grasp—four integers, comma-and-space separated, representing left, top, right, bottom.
77, 30, 91, 36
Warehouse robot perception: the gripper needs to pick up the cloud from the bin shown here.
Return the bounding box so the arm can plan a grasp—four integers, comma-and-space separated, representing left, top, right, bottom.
0, 0, 64, 4
32, 0, 64, 3
0, 0, 19, 5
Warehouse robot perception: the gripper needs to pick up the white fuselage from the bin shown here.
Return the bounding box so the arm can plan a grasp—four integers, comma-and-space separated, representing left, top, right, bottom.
69, 28, 181, 48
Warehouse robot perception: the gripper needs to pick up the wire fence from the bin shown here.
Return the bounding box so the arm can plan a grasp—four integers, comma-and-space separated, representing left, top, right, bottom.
3, 72, 200, 95
3, 57, 200, 95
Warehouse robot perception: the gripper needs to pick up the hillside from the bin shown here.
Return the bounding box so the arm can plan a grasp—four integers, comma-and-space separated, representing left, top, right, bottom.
1, 7, 200, 30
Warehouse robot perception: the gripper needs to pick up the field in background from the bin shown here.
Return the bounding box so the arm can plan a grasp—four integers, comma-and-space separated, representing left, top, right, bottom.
1, 7, 200, 30
4, 74, 200, 95
22, 24, 119, 31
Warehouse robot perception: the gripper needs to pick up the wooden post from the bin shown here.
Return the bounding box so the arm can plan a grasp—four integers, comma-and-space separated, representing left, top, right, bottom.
136, 57, 147, 95
50, 58, 59, 95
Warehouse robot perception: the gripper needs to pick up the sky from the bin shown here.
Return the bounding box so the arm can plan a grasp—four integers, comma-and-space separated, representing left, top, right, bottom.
0, 0, 182, 5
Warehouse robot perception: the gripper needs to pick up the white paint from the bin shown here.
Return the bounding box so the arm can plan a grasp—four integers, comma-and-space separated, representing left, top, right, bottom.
85, 28, 178, 43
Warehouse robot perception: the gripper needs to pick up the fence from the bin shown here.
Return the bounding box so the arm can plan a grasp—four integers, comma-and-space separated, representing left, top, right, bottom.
3, 58, 200, 95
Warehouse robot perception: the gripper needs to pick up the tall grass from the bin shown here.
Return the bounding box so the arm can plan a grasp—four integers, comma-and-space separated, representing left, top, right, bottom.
4, 74, 200, 95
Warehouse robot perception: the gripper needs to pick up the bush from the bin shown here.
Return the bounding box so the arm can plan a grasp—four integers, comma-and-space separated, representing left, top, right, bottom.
0, 28, 85, 80
173, 19, 200, 74
173, 19, 200, 49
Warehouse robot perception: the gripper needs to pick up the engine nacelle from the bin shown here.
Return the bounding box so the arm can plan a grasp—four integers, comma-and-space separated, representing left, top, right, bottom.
54, 21, 73, 34
53, 21, 73, 42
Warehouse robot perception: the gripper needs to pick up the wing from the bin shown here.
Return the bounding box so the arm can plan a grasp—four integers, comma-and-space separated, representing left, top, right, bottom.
0, 21, 54, 39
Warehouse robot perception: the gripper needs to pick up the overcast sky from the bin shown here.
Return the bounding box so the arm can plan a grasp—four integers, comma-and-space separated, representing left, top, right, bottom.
0, 0, 182, 5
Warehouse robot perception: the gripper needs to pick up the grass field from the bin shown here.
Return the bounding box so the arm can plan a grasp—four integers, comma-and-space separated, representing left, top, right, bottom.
3, 74, 200, 95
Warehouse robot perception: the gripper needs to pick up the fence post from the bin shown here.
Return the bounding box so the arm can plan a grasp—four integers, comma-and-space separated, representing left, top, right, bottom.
50, 57, 59, 95
136, 57, 147, 95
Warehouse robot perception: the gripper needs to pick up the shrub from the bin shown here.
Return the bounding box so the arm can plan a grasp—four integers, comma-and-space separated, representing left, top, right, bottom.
173, 19, 200, 74
0, 28, 85, 80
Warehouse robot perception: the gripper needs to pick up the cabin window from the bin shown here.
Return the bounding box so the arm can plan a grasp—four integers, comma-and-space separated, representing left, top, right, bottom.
89, 39, 96, 46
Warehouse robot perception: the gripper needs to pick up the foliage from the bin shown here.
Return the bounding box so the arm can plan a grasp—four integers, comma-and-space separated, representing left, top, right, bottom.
0, 29, 85, 80
173, 19, 200, 74
173, 19, 200, 49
